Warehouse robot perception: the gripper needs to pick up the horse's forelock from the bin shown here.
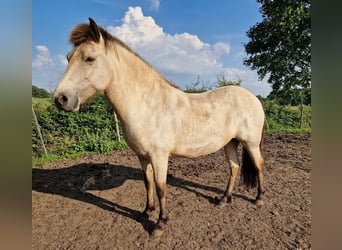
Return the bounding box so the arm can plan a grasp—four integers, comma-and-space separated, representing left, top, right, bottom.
69, 23, 108, 47
69, 23, 122, 49
69, 23, 91, 46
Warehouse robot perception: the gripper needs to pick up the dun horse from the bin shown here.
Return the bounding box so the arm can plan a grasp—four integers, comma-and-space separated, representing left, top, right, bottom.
53, 18, 266, 236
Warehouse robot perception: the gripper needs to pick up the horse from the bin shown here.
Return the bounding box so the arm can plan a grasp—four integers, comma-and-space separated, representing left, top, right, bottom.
53, 18, 266, 236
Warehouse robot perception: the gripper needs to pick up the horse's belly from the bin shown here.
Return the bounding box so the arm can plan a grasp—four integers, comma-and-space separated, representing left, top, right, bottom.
171, 136, 230, 158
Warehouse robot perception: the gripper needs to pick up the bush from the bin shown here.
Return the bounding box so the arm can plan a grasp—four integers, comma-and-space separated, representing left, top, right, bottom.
32, 95, 127, 159
261, 99, 311, 131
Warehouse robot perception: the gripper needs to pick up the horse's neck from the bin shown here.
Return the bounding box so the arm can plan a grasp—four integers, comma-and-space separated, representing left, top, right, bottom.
104, 47, 174, 122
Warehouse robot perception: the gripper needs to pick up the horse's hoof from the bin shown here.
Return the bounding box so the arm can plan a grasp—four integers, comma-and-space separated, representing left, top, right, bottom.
151, 220, 166, 238
151, 227, 164, 238
255, 199, 265, 206
216, 196, 231, 208
217, 200, 227, 208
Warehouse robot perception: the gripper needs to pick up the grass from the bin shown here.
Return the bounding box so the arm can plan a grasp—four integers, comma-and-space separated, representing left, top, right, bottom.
32, 152, 87, 167
32, 141, 129, 167
32, 98, 52, 112
265, 127, 311, 133
32, 128, 310, 167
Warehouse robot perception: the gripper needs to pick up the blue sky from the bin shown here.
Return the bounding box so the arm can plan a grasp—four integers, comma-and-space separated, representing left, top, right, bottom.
32, 0, 272, 96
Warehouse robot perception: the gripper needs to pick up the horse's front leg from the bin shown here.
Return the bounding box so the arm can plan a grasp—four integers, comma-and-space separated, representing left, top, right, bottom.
138, 156, 155, 218
150, 153, 169, 237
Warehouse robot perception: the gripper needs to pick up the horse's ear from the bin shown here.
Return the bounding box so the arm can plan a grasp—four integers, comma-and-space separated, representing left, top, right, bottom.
89, 17, 101, 43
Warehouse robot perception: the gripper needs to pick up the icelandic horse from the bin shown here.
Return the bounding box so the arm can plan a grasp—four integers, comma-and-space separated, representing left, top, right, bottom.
53, 18, 266, 236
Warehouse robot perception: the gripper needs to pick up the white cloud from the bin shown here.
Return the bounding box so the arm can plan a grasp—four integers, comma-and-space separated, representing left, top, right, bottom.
213, 42, 231, 58
222, 67, 247, 79
32, 45, 68, 90
32, 45, 53, 68
109, 7, 163, 45
108, 7, 230, 79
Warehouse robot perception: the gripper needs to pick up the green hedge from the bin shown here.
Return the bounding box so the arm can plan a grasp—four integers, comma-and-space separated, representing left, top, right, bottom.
32, 95, 311, 161
261, 100, 311, 131
32, 95, 127, 159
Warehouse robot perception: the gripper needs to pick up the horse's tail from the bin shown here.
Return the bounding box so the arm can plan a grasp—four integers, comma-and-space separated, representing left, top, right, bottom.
241, 147, 258, 188
240, 129, 264, 188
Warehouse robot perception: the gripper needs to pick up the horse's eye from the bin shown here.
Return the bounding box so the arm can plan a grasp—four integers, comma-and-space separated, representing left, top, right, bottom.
85, 57, 95, 63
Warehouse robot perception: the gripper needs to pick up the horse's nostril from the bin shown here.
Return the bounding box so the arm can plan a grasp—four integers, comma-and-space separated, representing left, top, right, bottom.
55, 94, 68, 107
60, 95, 68, 104
60, 95, 68, 103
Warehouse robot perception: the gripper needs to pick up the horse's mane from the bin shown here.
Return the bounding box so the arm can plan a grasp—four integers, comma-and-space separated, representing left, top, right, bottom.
69, 23, 179, 89
70, 23, 133, 53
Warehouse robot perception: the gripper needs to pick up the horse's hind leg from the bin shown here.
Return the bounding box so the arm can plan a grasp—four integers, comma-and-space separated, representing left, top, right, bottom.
250, 145, 265, 205
242, 141, 265, 206
138, 156, 155, 218
218, 139, 240, 207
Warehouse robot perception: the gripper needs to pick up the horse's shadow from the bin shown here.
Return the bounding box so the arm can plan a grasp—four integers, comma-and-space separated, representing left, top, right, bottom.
32, 163, 156, 232
32, 162, 252, 234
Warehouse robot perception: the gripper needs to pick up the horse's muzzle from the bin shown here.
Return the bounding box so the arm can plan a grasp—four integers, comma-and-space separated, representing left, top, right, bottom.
53, 93, 79, 112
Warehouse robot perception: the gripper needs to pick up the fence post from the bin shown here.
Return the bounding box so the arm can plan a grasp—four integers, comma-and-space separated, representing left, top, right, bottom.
265, 117, 270, 133
113, 111, 121, 142
32, 105, 48, 158
299, 90, 304, 129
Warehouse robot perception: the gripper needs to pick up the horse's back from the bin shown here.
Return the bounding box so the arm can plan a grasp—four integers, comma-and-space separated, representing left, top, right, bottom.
189, 86, 264, 125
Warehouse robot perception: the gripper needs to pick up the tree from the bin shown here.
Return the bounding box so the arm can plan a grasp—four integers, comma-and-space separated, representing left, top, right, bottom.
244, 0, 311, 95
267, 87, 311, 105
32, 85, 50, 98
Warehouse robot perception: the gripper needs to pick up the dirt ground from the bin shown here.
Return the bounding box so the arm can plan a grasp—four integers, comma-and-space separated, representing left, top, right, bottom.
32, 132, 311, 249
